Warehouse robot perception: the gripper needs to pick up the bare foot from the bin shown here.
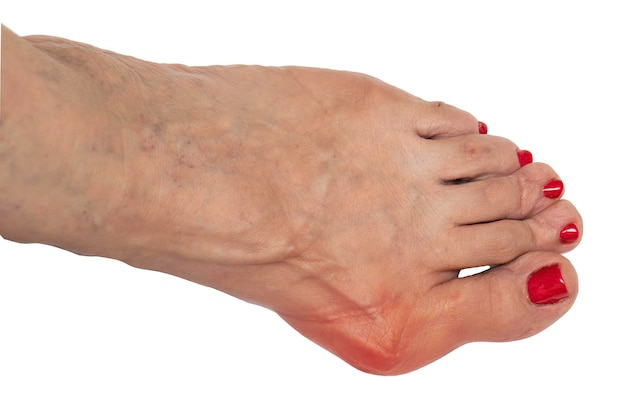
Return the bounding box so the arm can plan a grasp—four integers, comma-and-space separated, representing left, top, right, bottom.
0, 28, 582, 375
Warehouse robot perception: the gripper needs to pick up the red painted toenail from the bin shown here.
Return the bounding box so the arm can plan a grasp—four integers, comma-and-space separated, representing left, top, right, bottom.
517, 149, 533, 167
527, 264, 569, 305
543, 179, 564, 199
559, 223, 579, 244
478, 121, 488, 134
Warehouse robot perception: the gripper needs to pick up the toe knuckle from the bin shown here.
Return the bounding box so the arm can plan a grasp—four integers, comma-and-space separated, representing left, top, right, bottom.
513, 172, 534, 217
462, 139, 494, 161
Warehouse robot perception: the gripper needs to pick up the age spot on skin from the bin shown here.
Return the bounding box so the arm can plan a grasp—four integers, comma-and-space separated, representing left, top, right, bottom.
138, 122, 165, 153
152, 122, 163, 135
139, 138, 156, 152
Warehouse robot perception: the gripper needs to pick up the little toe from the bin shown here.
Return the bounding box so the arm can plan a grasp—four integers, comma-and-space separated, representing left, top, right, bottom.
412, 100, 482, 139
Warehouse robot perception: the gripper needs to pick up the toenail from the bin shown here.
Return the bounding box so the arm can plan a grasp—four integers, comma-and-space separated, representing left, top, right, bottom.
542, 179, 564, 199
478, 121, 488, 134
527, 264, 569, 305
559, 223, 579, 244
517, 149, 533, 167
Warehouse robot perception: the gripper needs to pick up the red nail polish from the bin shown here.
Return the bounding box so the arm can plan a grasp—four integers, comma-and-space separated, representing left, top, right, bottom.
543, 179, 564, 199
478, 121, 488, 134
559, 223, 579, 244
517, 149, 533, 167
527, 264, 568, 305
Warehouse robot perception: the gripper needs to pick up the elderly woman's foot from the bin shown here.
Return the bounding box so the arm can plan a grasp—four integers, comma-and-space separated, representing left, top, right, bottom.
1, 27, 582, 375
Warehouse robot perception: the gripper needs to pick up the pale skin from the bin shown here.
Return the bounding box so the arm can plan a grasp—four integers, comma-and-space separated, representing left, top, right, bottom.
0, 25, 582, 375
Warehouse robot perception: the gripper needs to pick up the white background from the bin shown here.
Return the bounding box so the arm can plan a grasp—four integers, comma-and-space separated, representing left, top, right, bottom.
1, 1, 624, 415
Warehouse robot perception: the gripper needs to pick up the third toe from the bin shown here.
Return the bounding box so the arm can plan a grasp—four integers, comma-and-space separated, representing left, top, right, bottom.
444, 162, 567, 225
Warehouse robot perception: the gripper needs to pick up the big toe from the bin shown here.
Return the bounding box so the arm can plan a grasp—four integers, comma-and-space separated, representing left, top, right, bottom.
434, 252, 578, 345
